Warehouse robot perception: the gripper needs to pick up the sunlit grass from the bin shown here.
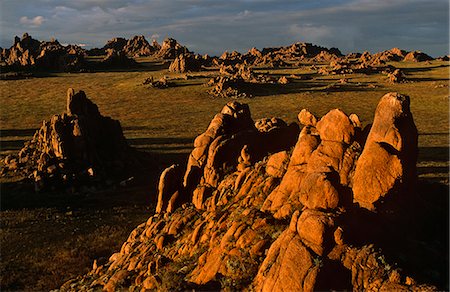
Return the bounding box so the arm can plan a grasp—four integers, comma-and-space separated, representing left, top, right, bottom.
0, 59, 448, 291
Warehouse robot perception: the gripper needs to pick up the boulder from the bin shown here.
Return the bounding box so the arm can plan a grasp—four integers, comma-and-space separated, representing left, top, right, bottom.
156, 164, 183, 213
266, 151, 290, 178
253, 228, 320, 292
387, 68, 406, 83
353, 92, 418, 211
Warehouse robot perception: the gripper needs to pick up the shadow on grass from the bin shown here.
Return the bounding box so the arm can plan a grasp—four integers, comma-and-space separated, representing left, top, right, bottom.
0, 71, 60, 80
0, 129, 37, 137
418, 146, 449, 162
246, 80, 380, 97
0, 135, 191, 211
0, 140, 27, 151
82, 60, 170, 73
407, 77, 449, 82
127, 137, 192, 145
401, 64, 449, 74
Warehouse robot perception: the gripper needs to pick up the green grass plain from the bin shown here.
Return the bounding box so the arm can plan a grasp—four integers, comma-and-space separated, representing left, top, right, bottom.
0, 59, 448, 290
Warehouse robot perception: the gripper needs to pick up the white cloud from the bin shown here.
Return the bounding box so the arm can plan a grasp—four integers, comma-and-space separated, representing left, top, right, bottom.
238, 10, 251, 17
19, 16, 45, 27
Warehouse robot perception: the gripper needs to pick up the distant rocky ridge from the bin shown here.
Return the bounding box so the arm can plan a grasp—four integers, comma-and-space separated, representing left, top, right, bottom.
60, 93, 444, 291
86, 36, 190, 60
1, 33, 440, 74
1, 88, 140, 191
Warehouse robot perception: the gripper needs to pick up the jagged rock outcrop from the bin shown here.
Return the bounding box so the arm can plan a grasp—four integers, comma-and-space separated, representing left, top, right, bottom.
1, 88, 138, 191
36, 40, 85, 71
156, 38, 190, 59
101, 49, 137, 68
215, 42, 342, 68
86, 37, 127, 56
2, 33, 41, 67
311, 50, 341, 63
87, 36, 189, 61
403, 51, 433, 62
123, 35, 156, 57
260, 42, 342, 61
168, 53, 202, 73
104, 37, 128, 52
373, 48, 407, 62
60, 93, 442, 291
1, 33, 85, 71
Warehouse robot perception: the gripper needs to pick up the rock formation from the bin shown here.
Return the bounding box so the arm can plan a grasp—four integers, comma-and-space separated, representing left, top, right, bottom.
103, 37, 128, 52
142, 76, 171, 89
123, 35, 156, 57
207, 63, 276, 98
60, 92, 443, 291
2, 88, 138, 191
352, 92, 418, 211
168, 53, 202, 73
373, 48, 407, 62
2, 33, 41, 67
387, 68, 406, 83
1, 33, 85, 71
101, 49, 137, 68
215, 42, 342, 68
403, 51, 434, 62
156, 38, 190, 59
87, 36, 190, 60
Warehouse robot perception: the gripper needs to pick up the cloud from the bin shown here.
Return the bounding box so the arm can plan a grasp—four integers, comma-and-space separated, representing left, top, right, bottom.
19, 16, 45, 27
1, 0, 447, 57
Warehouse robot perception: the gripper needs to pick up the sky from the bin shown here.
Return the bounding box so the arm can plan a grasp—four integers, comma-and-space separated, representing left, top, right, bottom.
0, 0, 448, 57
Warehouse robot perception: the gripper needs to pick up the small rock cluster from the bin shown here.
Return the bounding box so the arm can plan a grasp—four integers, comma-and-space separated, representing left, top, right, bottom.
2, 88, 138, 191
387, 68, 407, 83
207, 64, 278, 98
61, 92, 440, 291
142, 76, 171, 89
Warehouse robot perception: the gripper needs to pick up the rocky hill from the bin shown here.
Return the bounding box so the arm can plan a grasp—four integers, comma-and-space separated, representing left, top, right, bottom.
59, 92, 444, 291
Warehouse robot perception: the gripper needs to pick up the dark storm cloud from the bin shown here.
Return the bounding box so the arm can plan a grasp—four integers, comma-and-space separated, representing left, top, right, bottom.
0, 0, 448, 56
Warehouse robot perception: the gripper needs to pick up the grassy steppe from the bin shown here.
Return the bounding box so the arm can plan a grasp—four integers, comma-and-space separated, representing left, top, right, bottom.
0, 59, 448, 290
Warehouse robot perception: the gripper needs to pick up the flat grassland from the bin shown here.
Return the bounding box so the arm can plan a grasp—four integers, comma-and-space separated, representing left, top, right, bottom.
0, 59, 448, 290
